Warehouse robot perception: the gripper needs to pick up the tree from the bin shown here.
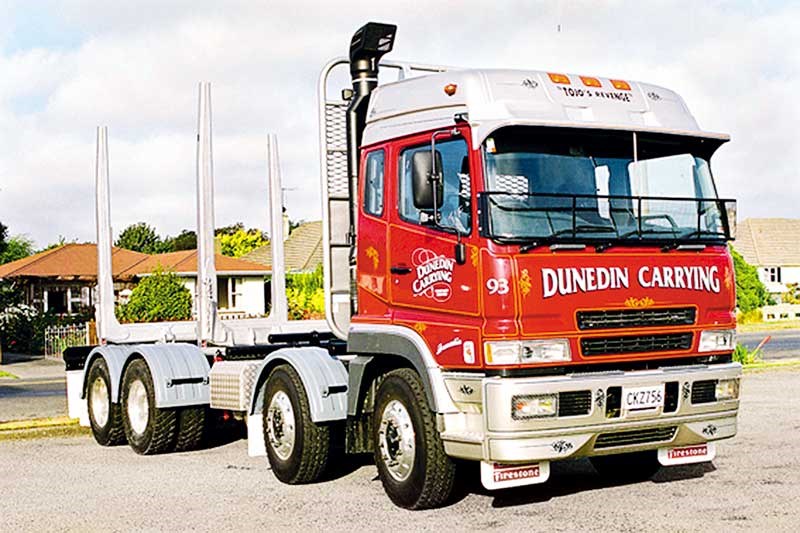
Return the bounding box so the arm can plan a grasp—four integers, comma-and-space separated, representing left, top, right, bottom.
218, 228, 268, 258
0, 222, 8, 257
116, 267, 192, 323
286, 265, 325, 320
730, 246, 769, 312
166, 229, 197, 251
115, 222, 170, 254
0, 235, 35, 264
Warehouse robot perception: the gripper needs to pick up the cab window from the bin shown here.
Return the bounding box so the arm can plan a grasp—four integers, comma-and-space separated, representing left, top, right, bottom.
363, 150, 385, 217
398, 139, 471, 232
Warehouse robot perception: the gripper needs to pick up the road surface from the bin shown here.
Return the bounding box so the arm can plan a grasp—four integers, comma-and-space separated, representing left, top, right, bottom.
738, 329, 800, 360
2, 369, 798, 532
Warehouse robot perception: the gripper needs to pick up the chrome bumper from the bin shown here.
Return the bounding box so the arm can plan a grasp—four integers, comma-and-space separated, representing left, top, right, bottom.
439, 362, 741, 463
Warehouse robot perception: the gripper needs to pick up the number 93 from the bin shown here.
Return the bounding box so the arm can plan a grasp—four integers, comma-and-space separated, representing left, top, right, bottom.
486, 278, 509, 295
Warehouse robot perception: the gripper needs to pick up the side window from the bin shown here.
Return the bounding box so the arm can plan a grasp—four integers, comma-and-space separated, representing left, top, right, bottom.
398, 139, 471, 232
363, 150, 385, 217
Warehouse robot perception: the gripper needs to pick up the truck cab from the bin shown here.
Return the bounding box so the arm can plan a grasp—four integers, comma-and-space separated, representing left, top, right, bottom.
320, 30, 740, 503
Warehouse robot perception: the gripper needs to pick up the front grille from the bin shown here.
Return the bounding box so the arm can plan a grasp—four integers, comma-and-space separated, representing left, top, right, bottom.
581, 333, 693, 356
595, 426, 677, 449
558, 390, 592, 417
691, 379, 717, 404
577, 307, 696, 330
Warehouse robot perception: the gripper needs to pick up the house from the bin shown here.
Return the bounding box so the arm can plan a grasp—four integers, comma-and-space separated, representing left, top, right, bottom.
242, 220, 323, 273
734, 218, 800, 297
0, 243, 269, 317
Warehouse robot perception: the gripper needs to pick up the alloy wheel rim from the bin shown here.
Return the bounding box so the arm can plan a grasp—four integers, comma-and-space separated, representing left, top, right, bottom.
90, 376, 110, 428
127, 379, 149, 436
378, 400, 416, 482
267, 391, 296, 460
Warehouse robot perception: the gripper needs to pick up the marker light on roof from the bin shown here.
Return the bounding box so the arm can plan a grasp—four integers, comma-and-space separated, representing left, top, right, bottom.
610, 79, 631, 91
580, 76, 602, 88
444, 83, 458, 96
547, 73, 570, 84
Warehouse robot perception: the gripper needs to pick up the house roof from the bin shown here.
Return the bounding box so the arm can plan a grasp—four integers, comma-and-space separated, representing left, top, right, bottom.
734, 218, 800, 267
120, 249, 269, 276
243, 221, 322, 273
0, 243, 268, 281
0, 243, 148, 281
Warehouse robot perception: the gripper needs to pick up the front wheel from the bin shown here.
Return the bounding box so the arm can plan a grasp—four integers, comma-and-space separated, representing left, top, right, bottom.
263, 365, 331, 484
373, 368, 456, 510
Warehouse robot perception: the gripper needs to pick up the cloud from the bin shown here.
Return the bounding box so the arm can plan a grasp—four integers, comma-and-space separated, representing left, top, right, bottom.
0, 1, 797, 247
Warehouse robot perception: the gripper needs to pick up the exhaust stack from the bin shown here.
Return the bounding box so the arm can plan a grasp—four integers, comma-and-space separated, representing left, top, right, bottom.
344, 22, 396, 307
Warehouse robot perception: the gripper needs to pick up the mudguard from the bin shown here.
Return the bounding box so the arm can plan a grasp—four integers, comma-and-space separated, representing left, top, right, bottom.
249, 347, 348, 423
82, 343, 210, 408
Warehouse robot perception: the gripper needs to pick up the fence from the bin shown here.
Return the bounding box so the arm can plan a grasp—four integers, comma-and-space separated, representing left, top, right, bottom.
44, 322, 93, 360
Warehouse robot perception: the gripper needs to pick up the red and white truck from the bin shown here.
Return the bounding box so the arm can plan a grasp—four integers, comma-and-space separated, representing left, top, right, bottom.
65, 23, 741, 509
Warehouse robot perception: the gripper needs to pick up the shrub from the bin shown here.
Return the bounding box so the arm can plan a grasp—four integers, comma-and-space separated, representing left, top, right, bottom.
733, 343, 762, 365
117, 267, 192, 323
737, 308, 763, 324
730, 247, 768, 313
286, 265, 325, 320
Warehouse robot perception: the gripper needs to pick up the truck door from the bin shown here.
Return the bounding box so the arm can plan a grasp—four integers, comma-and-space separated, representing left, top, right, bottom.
388, 132, 480, 318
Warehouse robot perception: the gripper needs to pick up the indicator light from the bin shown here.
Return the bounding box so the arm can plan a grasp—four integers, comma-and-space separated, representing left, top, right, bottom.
444, 83, 458, 96
580, 76, 602, 88
610, 79, 631, 90
547, 72, 570, 84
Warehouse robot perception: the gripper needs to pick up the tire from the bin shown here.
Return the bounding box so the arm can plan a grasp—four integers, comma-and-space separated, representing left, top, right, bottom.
263, 365, 331, 484
86, 358, 126, 446
121, 359, 178, 455
373, 368, 456, 510
590, 450, 661, 481
174, 407, 207, 452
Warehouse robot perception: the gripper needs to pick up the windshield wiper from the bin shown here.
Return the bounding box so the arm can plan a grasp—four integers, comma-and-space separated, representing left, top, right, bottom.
616, 227, 678, 239
660, 229, 728, 251
519, 224, 616, 253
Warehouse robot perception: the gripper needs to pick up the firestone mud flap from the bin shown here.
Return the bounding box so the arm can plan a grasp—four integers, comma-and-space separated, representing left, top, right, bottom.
657, 442, 716, 466
480, 461, 550, 490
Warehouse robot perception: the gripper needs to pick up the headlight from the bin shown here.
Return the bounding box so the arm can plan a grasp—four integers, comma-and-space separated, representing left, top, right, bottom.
484, 339, 571, 365
698, 330, 736, 352
512, 394, 557, 419
715, 378, 740, 400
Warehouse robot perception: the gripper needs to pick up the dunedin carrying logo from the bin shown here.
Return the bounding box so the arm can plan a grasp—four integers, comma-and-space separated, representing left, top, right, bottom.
411, 248, 455, 302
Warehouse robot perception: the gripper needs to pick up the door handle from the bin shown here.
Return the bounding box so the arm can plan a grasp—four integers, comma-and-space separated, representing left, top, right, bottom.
390, 265, 412, 275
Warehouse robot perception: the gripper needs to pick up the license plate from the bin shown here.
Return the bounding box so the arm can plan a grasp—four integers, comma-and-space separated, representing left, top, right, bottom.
622, 384, 665, 411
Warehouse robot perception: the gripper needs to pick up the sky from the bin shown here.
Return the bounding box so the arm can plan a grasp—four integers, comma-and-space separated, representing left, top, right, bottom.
0, 0, 797, 248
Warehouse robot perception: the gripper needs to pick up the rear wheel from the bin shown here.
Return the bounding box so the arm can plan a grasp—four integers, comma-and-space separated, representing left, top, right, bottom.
87, 358, 125, 446
263, 365, 331, 484
174, 407, 207, 452
121, 359, 178, 455
590, 450, 661, 481
373, 368, 456, 510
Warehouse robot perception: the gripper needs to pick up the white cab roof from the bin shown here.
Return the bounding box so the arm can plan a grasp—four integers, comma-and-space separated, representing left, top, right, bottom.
362, 69, 728, 147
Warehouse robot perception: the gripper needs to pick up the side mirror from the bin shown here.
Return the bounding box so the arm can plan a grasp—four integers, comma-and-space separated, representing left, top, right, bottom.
412, 150, 444, 211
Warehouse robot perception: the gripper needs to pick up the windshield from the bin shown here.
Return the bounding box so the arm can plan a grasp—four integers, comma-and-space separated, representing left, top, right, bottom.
481, 127, 734, 245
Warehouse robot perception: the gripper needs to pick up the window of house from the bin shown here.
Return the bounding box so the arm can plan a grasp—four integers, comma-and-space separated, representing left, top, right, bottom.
363, 150, 385, 216
217, 277, 243, 310
766, 267, 782, 283
398, 139, 471, 232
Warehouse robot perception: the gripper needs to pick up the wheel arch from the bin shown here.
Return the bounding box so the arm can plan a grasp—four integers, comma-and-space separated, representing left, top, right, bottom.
347, 324, 458, 415
249, 347, 348, 423
82, 343, 210, 408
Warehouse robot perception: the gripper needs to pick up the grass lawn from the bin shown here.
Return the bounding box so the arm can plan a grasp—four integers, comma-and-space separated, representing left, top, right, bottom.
737, 320, 800, 333
0, 369, 18, 379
